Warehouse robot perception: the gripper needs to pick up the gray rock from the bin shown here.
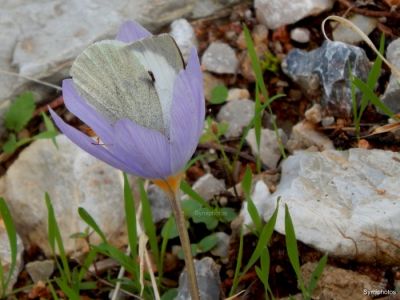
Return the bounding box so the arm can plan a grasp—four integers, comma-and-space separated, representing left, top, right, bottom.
201, 42, 238, 74
290, 28, 311, 43
245, 128, 287, 169
147, 184, 171, 223
176, 257, 221, 300
191, 0, 240, 18
286, 120, 334, 152
217, 99, 255, 138
301, 262, 382, 300
0, 219, 24, 295
170, 18, 198, 63
333, 14, 377, 45
282, 41, 370, 117
381, 38, 400, 113
26, 260, 55, 283
210, 232, 230, 260
191, 173, 226, 202
263, 149, 400, 264
0, 0, 196, 125
255, 0, 334, 29
4, 135, 132, 258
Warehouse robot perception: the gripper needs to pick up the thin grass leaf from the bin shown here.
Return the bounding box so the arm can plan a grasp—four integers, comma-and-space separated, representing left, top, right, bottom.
241, 166, 253, 198
254, 84, 262, 172
159, 217, 174, 285
243, 25, 268, 101
45, 193, 72, 283
307, 254, 327, 295
78, 207, 107, 244
180, 180, 210, 208
48, 281, 60, 300
242, 201, 279, 275
41, 112, 58, 148
284, 204, 306, 296
234, 94, 285, 165
94, 243, 136, 275
229, 229, 244, 296
78, 248, 98, 283
55, 278, 80, 300
0, 198, 17, 295
353, 77, 394, 117
357, 34, 385, 125
123, 173, 139, 279
138, 179, 160, 270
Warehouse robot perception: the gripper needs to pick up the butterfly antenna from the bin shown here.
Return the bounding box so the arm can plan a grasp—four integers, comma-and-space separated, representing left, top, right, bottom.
0, 69, 62, 91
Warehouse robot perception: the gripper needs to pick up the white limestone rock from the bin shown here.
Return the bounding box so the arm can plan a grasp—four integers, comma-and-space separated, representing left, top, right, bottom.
201, 41, 239, 74
286, 120, 334, 152
170, 18, 198, 63
190, 173, 226, 202
217, 99, 255, 138
255, 0, 335, 29
333, 14, 377, 45
263, 149, 400, 264
241, 180, 271, 233
4, 135, 133, 258
246, 128, 287, 169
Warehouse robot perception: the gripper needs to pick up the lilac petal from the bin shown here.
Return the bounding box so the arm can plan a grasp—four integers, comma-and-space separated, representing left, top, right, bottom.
116, 20, 152, 43
112, 119, 172, 179
185, 47, 205, 136
169, 48, 205, 173
49, 108, 142, 175
62, 79, 113, 145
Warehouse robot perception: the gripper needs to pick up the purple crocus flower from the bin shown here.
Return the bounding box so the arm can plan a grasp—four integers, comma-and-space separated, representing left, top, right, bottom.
50, 21, 205, 183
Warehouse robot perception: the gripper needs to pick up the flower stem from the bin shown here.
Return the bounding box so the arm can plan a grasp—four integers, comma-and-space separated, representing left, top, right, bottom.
164, 184, 200, 300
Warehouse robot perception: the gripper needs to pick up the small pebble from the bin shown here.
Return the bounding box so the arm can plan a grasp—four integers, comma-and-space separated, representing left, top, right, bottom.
321, 116, 335, 128
227, 88, 250, 101
305, 104, 322, 124
290, 27, 311, 43
201, 42, 239, 74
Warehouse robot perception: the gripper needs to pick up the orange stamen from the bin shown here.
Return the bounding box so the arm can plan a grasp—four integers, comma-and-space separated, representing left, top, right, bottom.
152, 172, 184, 196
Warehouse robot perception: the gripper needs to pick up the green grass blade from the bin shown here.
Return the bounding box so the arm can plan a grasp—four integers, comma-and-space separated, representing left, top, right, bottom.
78, 207, 107, 244
45, 193, 72, 283
138, 179, 160, 270
78, 247, 98, 283
0, 198, 17, 295
353, 77, 394, 117
243, 25, 268, 101
241, 166, 252, 198
307, 254, 327, 295
41, 112, 58, 148
254, 84, 262, 172
358, 34, 385, 123
94, 243, 136, 275
284, 204, 306, 296
229, 229, 244, 296
122, 173, 139, 279
55, 277, 80, 300
242, 201, 279, 275
48, 281, 60, 300
180, 180, 210, 208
